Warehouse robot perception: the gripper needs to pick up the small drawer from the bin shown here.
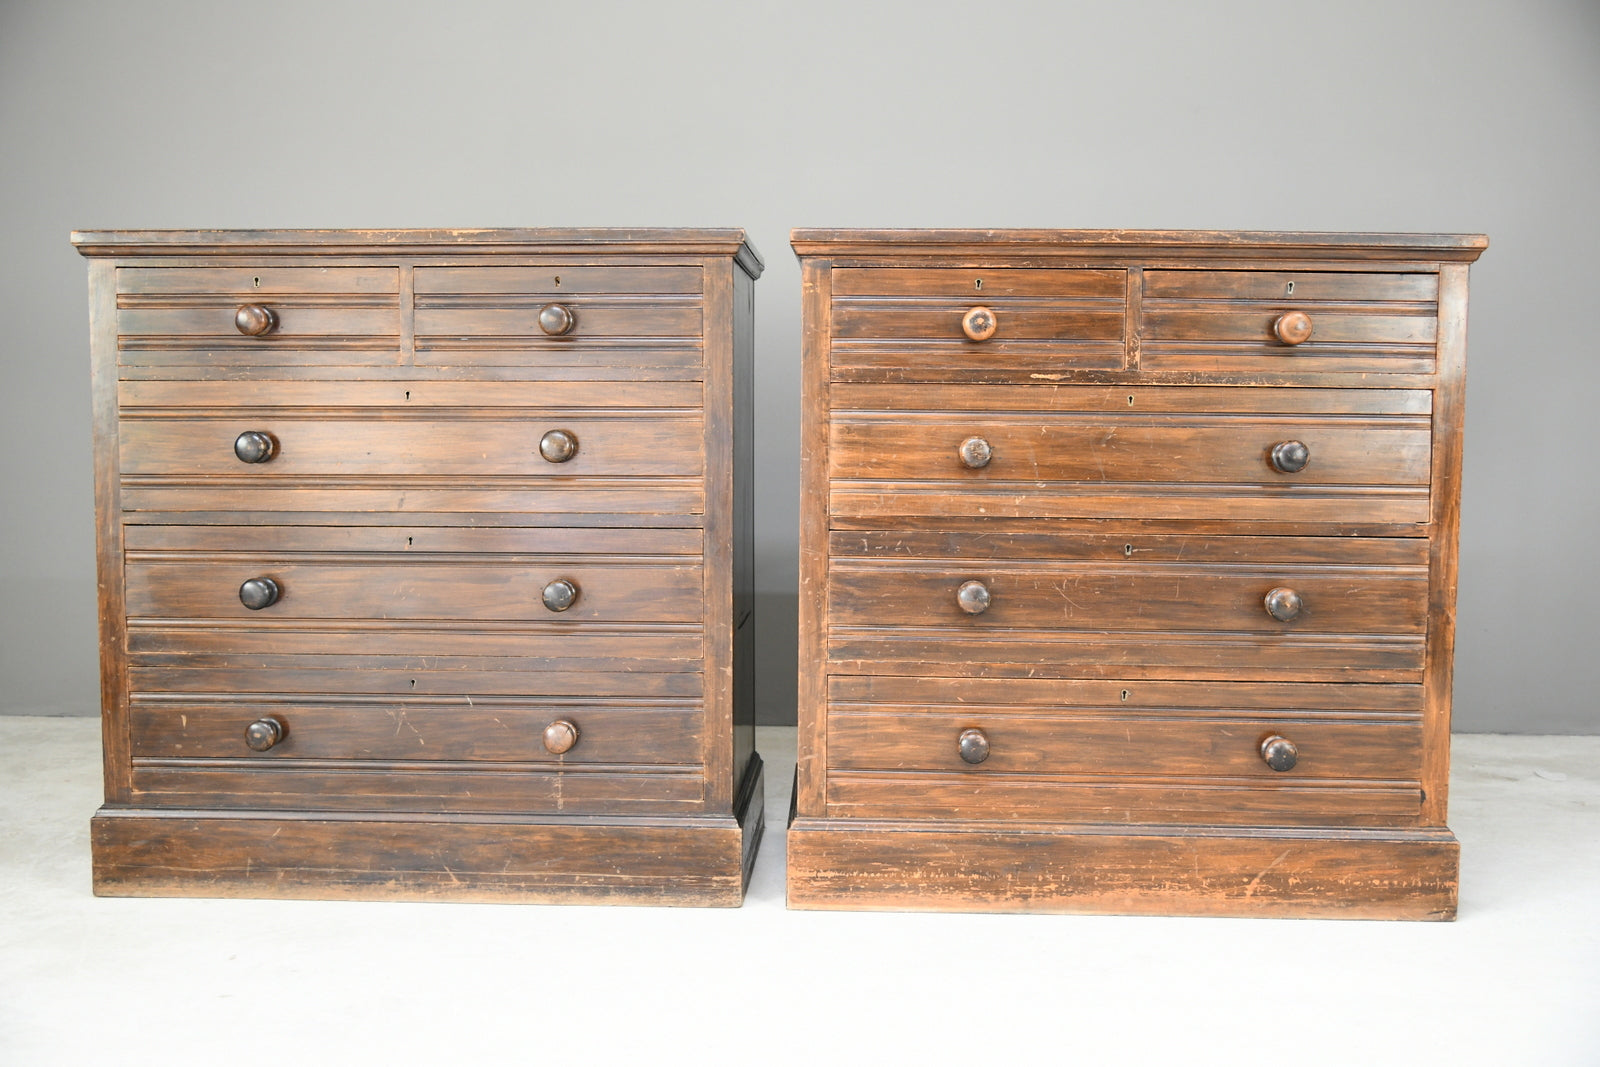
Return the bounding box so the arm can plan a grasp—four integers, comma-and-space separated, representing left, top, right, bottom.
115, 267, 402, 367
414, 266, 704, 357
129, 699, 703, 765
119, 414, 704, 478
829, 267, 1126, 382
1141, 270, 1438, 376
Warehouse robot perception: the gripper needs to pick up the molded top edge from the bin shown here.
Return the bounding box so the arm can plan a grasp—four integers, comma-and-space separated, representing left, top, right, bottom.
70, 228, 764, 275
790, 228, 1488, 262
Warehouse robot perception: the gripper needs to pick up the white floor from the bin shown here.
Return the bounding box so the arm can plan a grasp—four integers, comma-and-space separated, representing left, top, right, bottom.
2, 720, 1597, 1066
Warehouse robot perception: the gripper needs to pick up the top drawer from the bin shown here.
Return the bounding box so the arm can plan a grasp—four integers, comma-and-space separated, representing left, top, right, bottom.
413, 266, 705, 373
117, 268, 402, 370
1142, 270, 1438, 376
830, 268, 1126, 382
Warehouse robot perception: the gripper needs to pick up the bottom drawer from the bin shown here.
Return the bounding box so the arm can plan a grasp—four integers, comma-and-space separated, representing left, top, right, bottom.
126, 698, 706, 815
828, 712, 1420, 780
823, 710, 1423, 827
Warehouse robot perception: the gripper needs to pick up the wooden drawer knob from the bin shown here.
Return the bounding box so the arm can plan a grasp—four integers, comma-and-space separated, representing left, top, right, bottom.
961, 306, 998, 341
958, 728, 991, 764
239, 577, 281, 610
539, 429, 579, 463
244, 716, 286, 752
1273, 311, 1313, 346
958, 436, 992, 469
543, 719, 579, 755
542, 578, 579, 612
1263, 587, 1303, 622
1260, 734, 1299, 772
538, 303, 575, 336
233, 430, 277, 464
234, 304, 277, 337
1270, 440, 1310, 473
956, 580, 991, 615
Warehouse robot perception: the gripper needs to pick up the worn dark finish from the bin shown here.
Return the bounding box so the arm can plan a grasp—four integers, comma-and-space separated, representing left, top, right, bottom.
243, 717, 285, 752
232, 430, 276, 464
539, 428, 579, 463
790, 229, 1485, 918
1261, 734, 1300, 772
956, 728, 990, 765
537, 302, 576, 336
1269, 440, 1310, 473
77, 228, 763, 905
233, 304, 277, 337
237, 577, 279, 610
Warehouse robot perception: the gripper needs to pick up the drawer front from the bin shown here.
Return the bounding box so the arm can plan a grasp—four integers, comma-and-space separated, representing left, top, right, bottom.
827, 712, 1421, 781
830, 560, 1429, 635
830, 412, 1430, 486
825, 533, 1430, 682
116, 267, 402, 371
824, 671, 1423, 824
414, 265, 704, 375
120, 415, 704, 478
130, 699, 702, 765
830, 267, 1126, 381
126, 559, 703, 623
1142, 269, 1438, 375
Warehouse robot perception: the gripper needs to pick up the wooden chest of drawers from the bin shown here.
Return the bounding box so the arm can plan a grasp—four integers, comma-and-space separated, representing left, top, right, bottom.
788, 229, 1486, 919
75, 229, 763, 905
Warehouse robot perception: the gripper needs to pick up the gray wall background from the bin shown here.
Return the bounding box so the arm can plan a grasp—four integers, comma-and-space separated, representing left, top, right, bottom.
2, 0, 1596, 731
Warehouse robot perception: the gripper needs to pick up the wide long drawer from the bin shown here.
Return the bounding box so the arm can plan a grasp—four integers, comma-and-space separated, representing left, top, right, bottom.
130, 697, 702, 764
120, 415, 704, 478
126, 559, 703, 623
829, 560, 1429, 634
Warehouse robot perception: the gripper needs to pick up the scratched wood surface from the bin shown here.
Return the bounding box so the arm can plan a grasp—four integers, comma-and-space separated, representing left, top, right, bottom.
78, 229, 764, 903
791, 229, 1485, 917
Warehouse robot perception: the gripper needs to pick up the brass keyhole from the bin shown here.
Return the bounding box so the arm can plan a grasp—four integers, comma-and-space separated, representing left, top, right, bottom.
253, 276, 261, 288
1127, 395, 1135, 406
974, 278, 983, 291
1285, 281, 1295, 295
1124, 544, 1134, 557
1121, 689, 1130, 702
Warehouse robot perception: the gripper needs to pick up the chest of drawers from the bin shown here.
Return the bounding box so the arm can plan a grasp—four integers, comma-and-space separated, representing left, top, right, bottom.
75, 228, 763, 905
787, 229, 1486, 919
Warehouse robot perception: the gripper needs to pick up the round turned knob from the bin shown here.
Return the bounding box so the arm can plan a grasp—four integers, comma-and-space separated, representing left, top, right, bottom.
537, 303, 575, 336
239, 577, 281, 610
1273, 310, 1313, 346
233, 430, 277, 464
539, 429, 579, 463
234, 304, 277, 337
541, 578, 579, 612
1263, 587, 1304, 623
956, 580, 991, 615
244, 716, 286, 752
961, 305, 998, 342
1269, 440, 1310, 474
958, 728, 991, 765
1260, 734, 1299, 772
543, 719, 579, 755
958, 436, 992, 469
